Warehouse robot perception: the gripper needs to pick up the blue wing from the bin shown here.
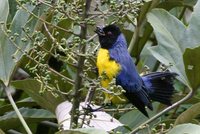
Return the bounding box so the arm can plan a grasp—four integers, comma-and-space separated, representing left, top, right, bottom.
108, 39, 143, 93
108, 34, 153, 117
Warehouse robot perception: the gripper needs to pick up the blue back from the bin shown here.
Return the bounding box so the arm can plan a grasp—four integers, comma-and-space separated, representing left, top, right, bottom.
108, 34, 143, 93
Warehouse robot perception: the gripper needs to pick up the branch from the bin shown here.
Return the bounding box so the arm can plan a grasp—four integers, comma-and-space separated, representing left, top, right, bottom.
22, 28, 77, 68
4, 85, 32, 134
1, 27, 75, 85
129, 87, 193, 134
43, 23, 56, 43
70, 0, 92, 128
15, 0, 78, 36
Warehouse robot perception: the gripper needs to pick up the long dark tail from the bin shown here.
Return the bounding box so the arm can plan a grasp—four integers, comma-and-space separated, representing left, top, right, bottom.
142, 72, 177, 105
124, 88, 153, 118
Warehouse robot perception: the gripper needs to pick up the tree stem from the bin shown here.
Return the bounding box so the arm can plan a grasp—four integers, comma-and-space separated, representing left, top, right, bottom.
70, 0, 92, 129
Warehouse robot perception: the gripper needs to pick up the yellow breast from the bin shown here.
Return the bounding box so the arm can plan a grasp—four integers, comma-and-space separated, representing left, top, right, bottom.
96, 48, 128, 104
96, 48, 120, 87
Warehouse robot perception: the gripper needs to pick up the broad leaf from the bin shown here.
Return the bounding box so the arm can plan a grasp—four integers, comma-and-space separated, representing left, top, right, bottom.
0, 98, 37, 115
7, 0, 18, 23
11, 79, 65, 113
147, 9, 187, 84
147, 0, 200, 88
9, 4, 35, 59
116, 103, 159, 133
183, 46, 200, 90
0, 108, 55, 131
0, 0, 9, 22
130, 0, 189, 58
175, 102, 200, 125
0, 3, 35, 86
0, 0, 10, 86
168, 123, 200, 134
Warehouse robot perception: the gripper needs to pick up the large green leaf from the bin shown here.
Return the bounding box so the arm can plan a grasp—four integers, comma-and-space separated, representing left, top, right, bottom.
174, 102, 200, 125
0, 0, 10, 86
0, 0, 9, 22
116, 103, 159, 133
0, 98, 37, 115
11, 79, 65, 113
0, 108, 55, 131
9, 4, 35, 59
7, 0, 17, 23
0, 3, 35, 86
168, 123, 200, 134
130, 0, 189, 58
147, 9, 187, 84
183, 46, 200, 90
147, 0, 200, 88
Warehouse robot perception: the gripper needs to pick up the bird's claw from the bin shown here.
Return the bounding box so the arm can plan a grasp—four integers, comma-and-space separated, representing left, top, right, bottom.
83, 104, 104, 112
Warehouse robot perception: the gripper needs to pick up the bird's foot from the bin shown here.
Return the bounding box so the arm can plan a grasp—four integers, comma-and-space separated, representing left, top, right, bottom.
82, 104, 103, 112
83, 103, 111, 113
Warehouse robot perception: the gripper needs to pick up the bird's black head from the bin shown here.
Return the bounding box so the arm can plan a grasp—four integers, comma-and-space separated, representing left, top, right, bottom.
95, 25, 121, 49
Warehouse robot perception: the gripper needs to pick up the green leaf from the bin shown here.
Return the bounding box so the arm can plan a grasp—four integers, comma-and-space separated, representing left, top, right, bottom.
157, 1, 183, 11
183, 0, 200, 46
147, 0, 200, 87
0, 108, 55, 131
0, 0, 10, 86
0, 0, 9, 22
7, 0, 18, 23
9, 4, 35, 59
56, 128, 108, 134
183, 46, 200, 90
0, 3, 35, 86
0, 98, 37, 115
11, 79, 65, 113
175, 102, 200, 125
131, 0, 187, 59
116, 103, 159, 133
183, 0, 198, 8
55, 18, 73, 41
147, 8, 187, 84
168, 123, 200, 134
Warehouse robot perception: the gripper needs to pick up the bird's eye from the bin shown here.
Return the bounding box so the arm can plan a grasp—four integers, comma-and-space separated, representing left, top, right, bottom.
107, 31, 112, 35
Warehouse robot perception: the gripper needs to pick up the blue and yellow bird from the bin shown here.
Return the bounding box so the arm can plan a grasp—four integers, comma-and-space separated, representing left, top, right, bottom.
95, 25, 177, 117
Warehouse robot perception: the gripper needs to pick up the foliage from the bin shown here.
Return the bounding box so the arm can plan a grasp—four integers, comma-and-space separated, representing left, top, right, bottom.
0, 0, 200, 133
147, 2, 200, 89
168, 123, 200, 134
56, 128, 108, 134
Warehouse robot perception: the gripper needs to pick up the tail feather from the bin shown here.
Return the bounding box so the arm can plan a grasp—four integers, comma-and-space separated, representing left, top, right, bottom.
125, 89, 153, 118
142, 72, 177, 105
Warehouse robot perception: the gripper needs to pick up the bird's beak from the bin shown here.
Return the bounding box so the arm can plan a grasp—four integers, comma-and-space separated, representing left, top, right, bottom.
95, 26, 105, 36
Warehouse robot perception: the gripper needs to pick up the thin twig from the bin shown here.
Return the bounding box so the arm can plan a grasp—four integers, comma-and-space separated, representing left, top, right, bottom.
43, 23, 56, 43
15, 0, 78, 36
22, 28, 78, 68
4, 86, 32, 134
1, 27, 75, 85
87, 34, 97, 42
104, 107, 136, 113
129, 87, 193, 134
84, 87, 96, 106
80, 87, 96, 127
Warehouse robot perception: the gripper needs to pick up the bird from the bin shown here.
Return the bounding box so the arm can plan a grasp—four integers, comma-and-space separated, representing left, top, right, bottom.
95, 24, 177, 117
